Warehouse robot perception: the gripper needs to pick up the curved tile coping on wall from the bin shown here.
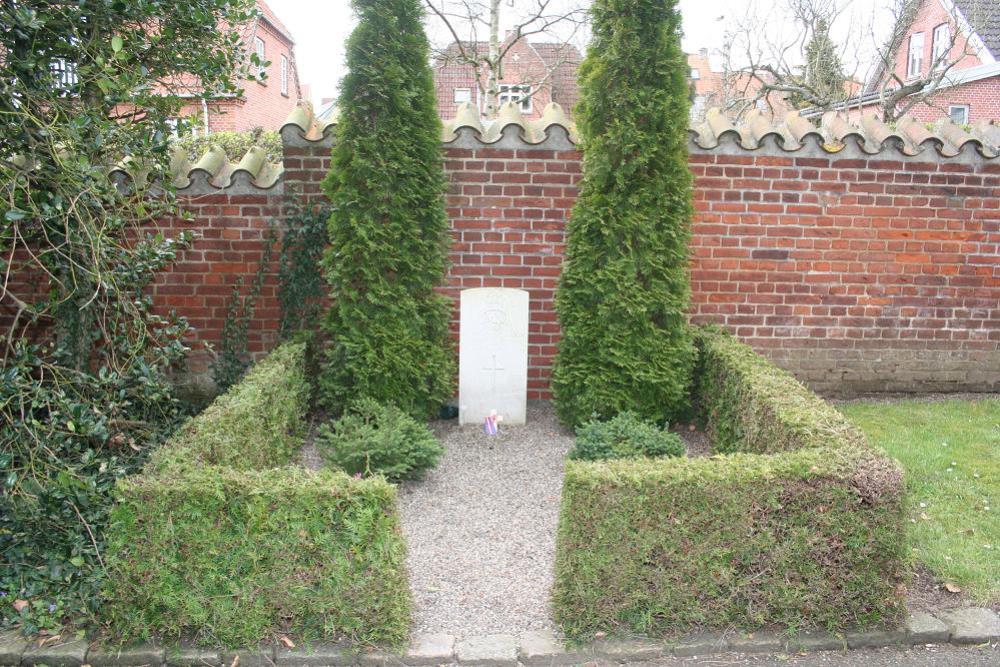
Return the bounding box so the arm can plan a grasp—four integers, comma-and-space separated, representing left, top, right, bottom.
284, 101, 997, 160
114, 103, 1000, 195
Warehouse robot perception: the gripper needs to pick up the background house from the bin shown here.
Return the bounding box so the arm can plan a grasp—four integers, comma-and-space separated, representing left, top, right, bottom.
846, 0, 999, 123
432, 38, 582, 120
687, 49, 795, 123
177, 0, 304, 134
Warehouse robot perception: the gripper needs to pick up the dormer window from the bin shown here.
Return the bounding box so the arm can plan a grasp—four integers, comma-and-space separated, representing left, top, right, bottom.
932, 24, 950, 69
907, 32, 924, 78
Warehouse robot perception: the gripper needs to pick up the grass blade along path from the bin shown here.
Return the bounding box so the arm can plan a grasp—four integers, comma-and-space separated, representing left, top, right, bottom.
839, 397, 998, 605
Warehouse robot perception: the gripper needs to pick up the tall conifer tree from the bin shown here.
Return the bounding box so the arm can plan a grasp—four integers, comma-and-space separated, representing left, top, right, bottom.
320, 0, 454, 418
553, 0, 695, 427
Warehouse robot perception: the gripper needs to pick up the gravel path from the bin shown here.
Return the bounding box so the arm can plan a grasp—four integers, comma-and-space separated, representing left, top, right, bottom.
397, 402, 573, 639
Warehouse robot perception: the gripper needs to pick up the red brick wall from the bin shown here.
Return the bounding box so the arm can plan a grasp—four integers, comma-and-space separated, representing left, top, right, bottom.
140, 130, 1000, 396
687, 151, 999, 393
441, 146, 580, 399
149, 192, 284, 373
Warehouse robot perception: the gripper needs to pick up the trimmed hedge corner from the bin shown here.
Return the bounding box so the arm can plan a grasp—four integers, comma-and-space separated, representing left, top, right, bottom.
553, 326, 906, 639
149, 341, 310, 471
104, 467, 409, 647
103, 342, 411, 647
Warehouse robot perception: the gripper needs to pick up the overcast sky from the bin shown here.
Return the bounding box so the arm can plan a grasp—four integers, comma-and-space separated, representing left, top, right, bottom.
272, 0, 884, 107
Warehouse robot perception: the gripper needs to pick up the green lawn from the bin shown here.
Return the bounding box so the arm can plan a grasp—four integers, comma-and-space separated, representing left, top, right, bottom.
839, 398, 999, 605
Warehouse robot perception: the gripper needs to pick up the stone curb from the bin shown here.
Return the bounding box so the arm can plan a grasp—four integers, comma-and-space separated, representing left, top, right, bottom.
0, 607, 997, 667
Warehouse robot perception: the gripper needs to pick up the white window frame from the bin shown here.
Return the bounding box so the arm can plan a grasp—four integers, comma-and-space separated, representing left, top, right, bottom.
280, 54, 288, 95
254, 37, 266, 79
690, 68, 700, 80
907, 32, 924, 78
932, 24, 951, 69
498, 84, 532, 112
50, 57, 79, 92
454, 87, 472, 104
948, 104, 969, 124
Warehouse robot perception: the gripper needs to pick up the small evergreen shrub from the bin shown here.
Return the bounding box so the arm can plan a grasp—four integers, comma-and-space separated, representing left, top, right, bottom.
317, 399, 444, 482
319, 0, 454, 419
552, 0, 696, 428
569, 412, 684, 461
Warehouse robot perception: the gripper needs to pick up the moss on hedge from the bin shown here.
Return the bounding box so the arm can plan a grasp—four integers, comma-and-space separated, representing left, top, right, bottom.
149, 342, 310, 471
553, 326, 906, 639
554, 451, 905, 638
104, 342, 411, 647
693, 326, 868, 455
104, 466, 410, 647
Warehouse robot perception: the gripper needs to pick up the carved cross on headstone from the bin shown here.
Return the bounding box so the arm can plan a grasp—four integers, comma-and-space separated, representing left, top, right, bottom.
483, 355, 505, 392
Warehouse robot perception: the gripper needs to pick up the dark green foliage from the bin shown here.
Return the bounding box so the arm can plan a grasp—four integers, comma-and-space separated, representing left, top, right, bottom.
175, 128, 282, 163
319, 0, 454, 419
211, 229, 276, 391
552, 0, 696, 429
152, 342, 310, 472
569, 412, 684, 461
801, 19, 846, 107
553, 327, 906, 638
105, 343, 410, 646
0, 0, 256, 631
278, 202, 330, 338
317, 398, 444, 482
104, 466, 411, 647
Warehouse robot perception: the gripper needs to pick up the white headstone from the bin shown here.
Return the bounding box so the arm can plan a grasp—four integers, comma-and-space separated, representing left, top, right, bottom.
459, 287, 529, 425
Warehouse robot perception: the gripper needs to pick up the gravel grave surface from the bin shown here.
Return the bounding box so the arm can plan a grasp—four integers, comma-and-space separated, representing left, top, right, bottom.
397, 402, 573, 639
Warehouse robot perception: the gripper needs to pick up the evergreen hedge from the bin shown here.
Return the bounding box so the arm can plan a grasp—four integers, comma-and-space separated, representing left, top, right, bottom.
319, 0, 454, 419
103, 342, 411, 646
149, 341, 310, 471
552, 0, 696, 428
553, 327, 906, 638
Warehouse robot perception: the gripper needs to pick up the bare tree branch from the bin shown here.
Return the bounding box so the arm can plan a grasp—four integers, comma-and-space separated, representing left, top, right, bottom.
424, 0, 588, 118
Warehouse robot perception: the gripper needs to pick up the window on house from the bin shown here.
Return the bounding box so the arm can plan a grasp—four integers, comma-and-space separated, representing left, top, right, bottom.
254, 37, 266, 79
932, 24, 950, 69
907, 32, 924, 78
948, 104, 969, 124
498, 84, 531, 112
280, 55, 288, 95
454, 88, 472, 104
690, 68, 700, 80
